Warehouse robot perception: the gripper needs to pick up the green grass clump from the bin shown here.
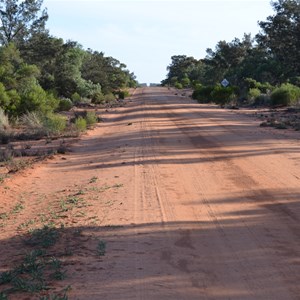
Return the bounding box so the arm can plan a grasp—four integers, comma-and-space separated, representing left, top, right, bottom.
85, 111, 98, 127
74, 116, 87, 132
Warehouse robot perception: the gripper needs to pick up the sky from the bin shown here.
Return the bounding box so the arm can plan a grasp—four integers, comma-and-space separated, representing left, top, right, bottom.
43, 0, 275, 84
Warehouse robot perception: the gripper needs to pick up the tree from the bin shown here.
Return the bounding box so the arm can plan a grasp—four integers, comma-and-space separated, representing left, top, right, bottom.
0, 0, 48, 46
256, 0, 300, 80
20, 32, 64, 90
163, 55, 197, 86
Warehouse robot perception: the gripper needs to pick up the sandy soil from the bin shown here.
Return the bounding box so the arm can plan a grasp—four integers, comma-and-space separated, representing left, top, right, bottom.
1, 87, 300, 299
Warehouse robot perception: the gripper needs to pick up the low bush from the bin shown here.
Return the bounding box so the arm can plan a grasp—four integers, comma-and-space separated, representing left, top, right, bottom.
71, 92, 81, 104
58, 98, 73, 112
181, 77, 190, 88
91, 91, 105, 104
211, 86, 237, 106
85, 111, 98, 127
104, 93, 116, 103
20, 111, 67, 136
117, 90, 130, 99
43, 113, 67, 136
192, 86, 214, 103
74, 116, 87, 132
248, 88, 261, 102
174, 82, 183, 89
271, 83, 300, 106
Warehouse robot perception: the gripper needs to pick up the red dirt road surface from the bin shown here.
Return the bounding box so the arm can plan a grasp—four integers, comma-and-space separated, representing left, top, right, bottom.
1, 87, 300, 299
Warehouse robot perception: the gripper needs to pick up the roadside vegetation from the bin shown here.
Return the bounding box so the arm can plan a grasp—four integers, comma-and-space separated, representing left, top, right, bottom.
162, 0, 300, 115
0, 0, 137, 179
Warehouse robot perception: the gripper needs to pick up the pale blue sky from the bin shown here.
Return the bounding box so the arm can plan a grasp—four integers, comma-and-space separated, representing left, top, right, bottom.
43, 0, 274, 84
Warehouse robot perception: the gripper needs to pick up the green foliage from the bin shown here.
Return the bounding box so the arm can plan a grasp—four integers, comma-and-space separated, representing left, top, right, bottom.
74, 116, 87, 132
174, 82, 183, 89
248, 88, 261, 101
211, 86, 237, 106
257, 0, 300, 80
0, 83, 10, 108
20, 111, 66, 136
58, 98, 73, 112
43, 113, 67, 136
85, 111, 98, 127
91, 91, 105, 104
181, 77, 190, 88
117, 90, 130, 99
104, 93, 116, 103
192, 86, 214, 103
0, 0, 48, 45
271, 83, 300, 106
71, 92, 81, 104
25, 226, 59, 248
18, 80, 59, 114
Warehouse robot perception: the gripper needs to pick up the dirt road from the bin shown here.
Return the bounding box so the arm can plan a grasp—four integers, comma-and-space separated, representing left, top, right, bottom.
1, 87, 300, 299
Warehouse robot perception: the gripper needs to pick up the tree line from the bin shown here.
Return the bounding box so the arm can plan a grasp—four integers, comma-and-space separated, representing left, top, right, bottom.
162, 0, 300, 107
0, 0, 137, 118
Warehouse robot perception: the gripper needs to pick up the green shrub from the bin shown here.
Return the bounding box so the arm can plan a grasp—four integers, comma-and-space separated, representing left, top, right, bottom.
181, 77, 190, 88
43, 113, 67, 135
74, 116, 87, 132
271, 83, 300, 106
6, 89, 21, 117
192, 86, 214, 103
91, 91, 105, 104
19, 83, 59, 114
104, 93, 116, 103
85, 111, 98, 127
117, 90, 130, 99
244, 78, 273, 93
248, 88, 261, 101
211, 86, 237, 106
174, 82, 183, 89
0, 83, 10, 109
58, 98, 73, 112
71, 92, 81, 104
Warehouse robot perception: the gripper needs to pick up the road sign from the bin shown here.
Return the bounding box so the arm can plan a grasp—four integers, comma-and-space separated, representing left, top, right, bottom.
221, 79, 229, 87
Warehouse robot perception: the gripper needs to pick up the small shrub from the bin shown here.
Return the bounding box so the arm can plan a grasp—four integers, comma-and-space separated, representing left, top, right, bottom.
248, 88, 261, 101
71, 92, 81, 104
211, 86, 238, 106
117, 90, 130, 99
192, 86, 214, 103
104, 93, 116, 103
43, 114, 67, 136
91, 91, 105, 104
58, 98, 73, 112
181, 77, 190, 88
74, 117, 87, 132
174, 82, 183, 89
271, 84, 300, 106
85, 111, 98, 127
